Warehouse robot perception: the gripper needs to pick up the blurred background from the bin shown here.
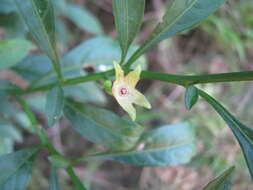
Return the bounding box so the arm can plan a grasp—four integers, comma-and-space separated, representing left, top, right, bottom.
0, 0, 253, 189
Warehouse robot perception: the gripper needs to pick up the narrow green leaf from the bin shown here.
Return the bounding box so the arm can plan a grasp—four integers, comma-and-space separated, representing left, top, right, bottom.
45, 85, 64, 127
13, 0, 62, 78
203, 166, 235, 190
199, 89, 253, 180
0, 147, 39, 189
64, 99, 144, 151
126, 0, 227, 67
49, 168, 61, 190
0, 39, 33, 70
112, 0, 145, 61
185, 85, 199, 110
92, 123, 196, 166
63, 4, 103, 35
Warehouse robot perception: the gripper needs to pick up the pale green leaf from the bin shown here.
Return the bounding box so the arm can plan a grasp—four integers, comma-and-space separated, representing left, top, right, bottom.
0, 39, 33, 70
64, 4, 103, 35
93, 123, 196, 166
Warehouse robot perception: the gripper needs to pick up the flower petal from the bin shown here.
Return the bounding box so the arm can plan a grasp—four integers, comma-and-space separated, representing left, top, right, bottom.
125, 65, 141, 88
133, 89, 151, 109
117, 100, 136, 121
113, 61, 124, 82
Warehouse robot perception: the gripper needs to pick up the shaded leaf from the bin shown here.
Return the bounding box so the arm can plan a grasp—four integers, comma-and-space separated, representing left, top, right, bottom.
0, 147, 39, 189
0, 13, 27, 38
0, 0, 16, 14
0, 121, 22, 142
49, 168, 61, 190
203, 166, 235, 190
14, 0, 61, 76
199, 89, 253, 180
45, 85, 64, 127
112, 0, 145, 61
63, 4, 103, 35
126, 0, 227, 66
62, 36, 146, 71
64, 99, 144, 151
0, 39, 33, 70
93, 123, 196, 166
13, 55, 106, 104
185, 85, 199, 110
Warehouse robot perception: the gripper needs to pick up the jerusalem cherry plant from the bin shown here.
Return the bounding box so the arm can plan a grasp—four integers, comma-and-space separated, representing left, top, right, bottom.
0, 0, 252, 189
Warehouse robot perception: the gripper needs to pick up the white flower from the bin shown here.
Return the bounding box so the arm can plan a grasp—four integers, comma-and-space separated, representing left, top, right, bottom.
112, 61, 151, 121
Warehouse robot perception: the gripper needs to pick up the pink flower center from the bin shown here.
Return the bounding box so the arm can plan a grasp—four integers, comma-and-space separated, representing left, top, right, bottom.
120, 88, 128, 96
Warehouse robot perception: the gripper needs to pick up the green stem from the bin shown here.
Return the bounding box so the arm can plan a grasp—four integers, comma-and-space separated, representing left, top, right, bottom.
65, 168, 87, 190
9, 70, 253, 95
16, 96, 87, 190
141, 70, 253, 87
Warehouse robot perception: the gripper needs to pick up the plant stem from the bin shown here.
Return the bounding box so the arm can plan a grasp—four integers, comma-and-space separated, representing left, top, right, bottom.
16, 96, 87, 190
65, 168, 87, 190
9, 70, 253, 95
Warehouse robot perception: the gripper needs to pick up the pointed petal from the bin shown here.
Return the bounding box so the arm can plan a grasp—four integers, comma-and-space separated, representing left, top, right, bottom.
125, 65, 141, 88
113, 61, 124, 82
133, 89, 151, 109
118, 101, 136, 121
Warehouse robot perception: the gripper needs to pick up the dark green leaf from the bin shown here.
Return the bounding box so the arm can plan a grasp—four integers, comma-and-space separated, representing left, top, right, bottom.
112, 0, 145, 61
64, 100, 144, 151
49, 168, 61, 190
0, 39, 33, 70
126, 0, 227, 66
0, 13, 27, 38
93, 123, 196, 166
63, 4, 103, 35
185, 85, 199, 110
45, 85, 64, 127
203, 166, 235, 190
199, 89, 253, 180
14, 0, 61, 77
0, 147, 39, 189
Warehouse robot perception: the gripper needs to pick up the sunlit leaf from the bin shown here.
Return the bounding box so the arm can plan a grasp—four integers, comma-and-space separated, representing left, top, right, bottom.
64, 99, 144, 151
112, 0, 145, 61
203, 166, 235, 190
93, 123, 196, 166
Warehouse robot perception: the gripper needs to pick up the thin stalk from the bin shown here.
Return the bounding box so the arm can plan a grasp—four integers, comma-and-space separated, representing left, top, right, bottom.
8, 70, 253, 95
16, 96, 87, 190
